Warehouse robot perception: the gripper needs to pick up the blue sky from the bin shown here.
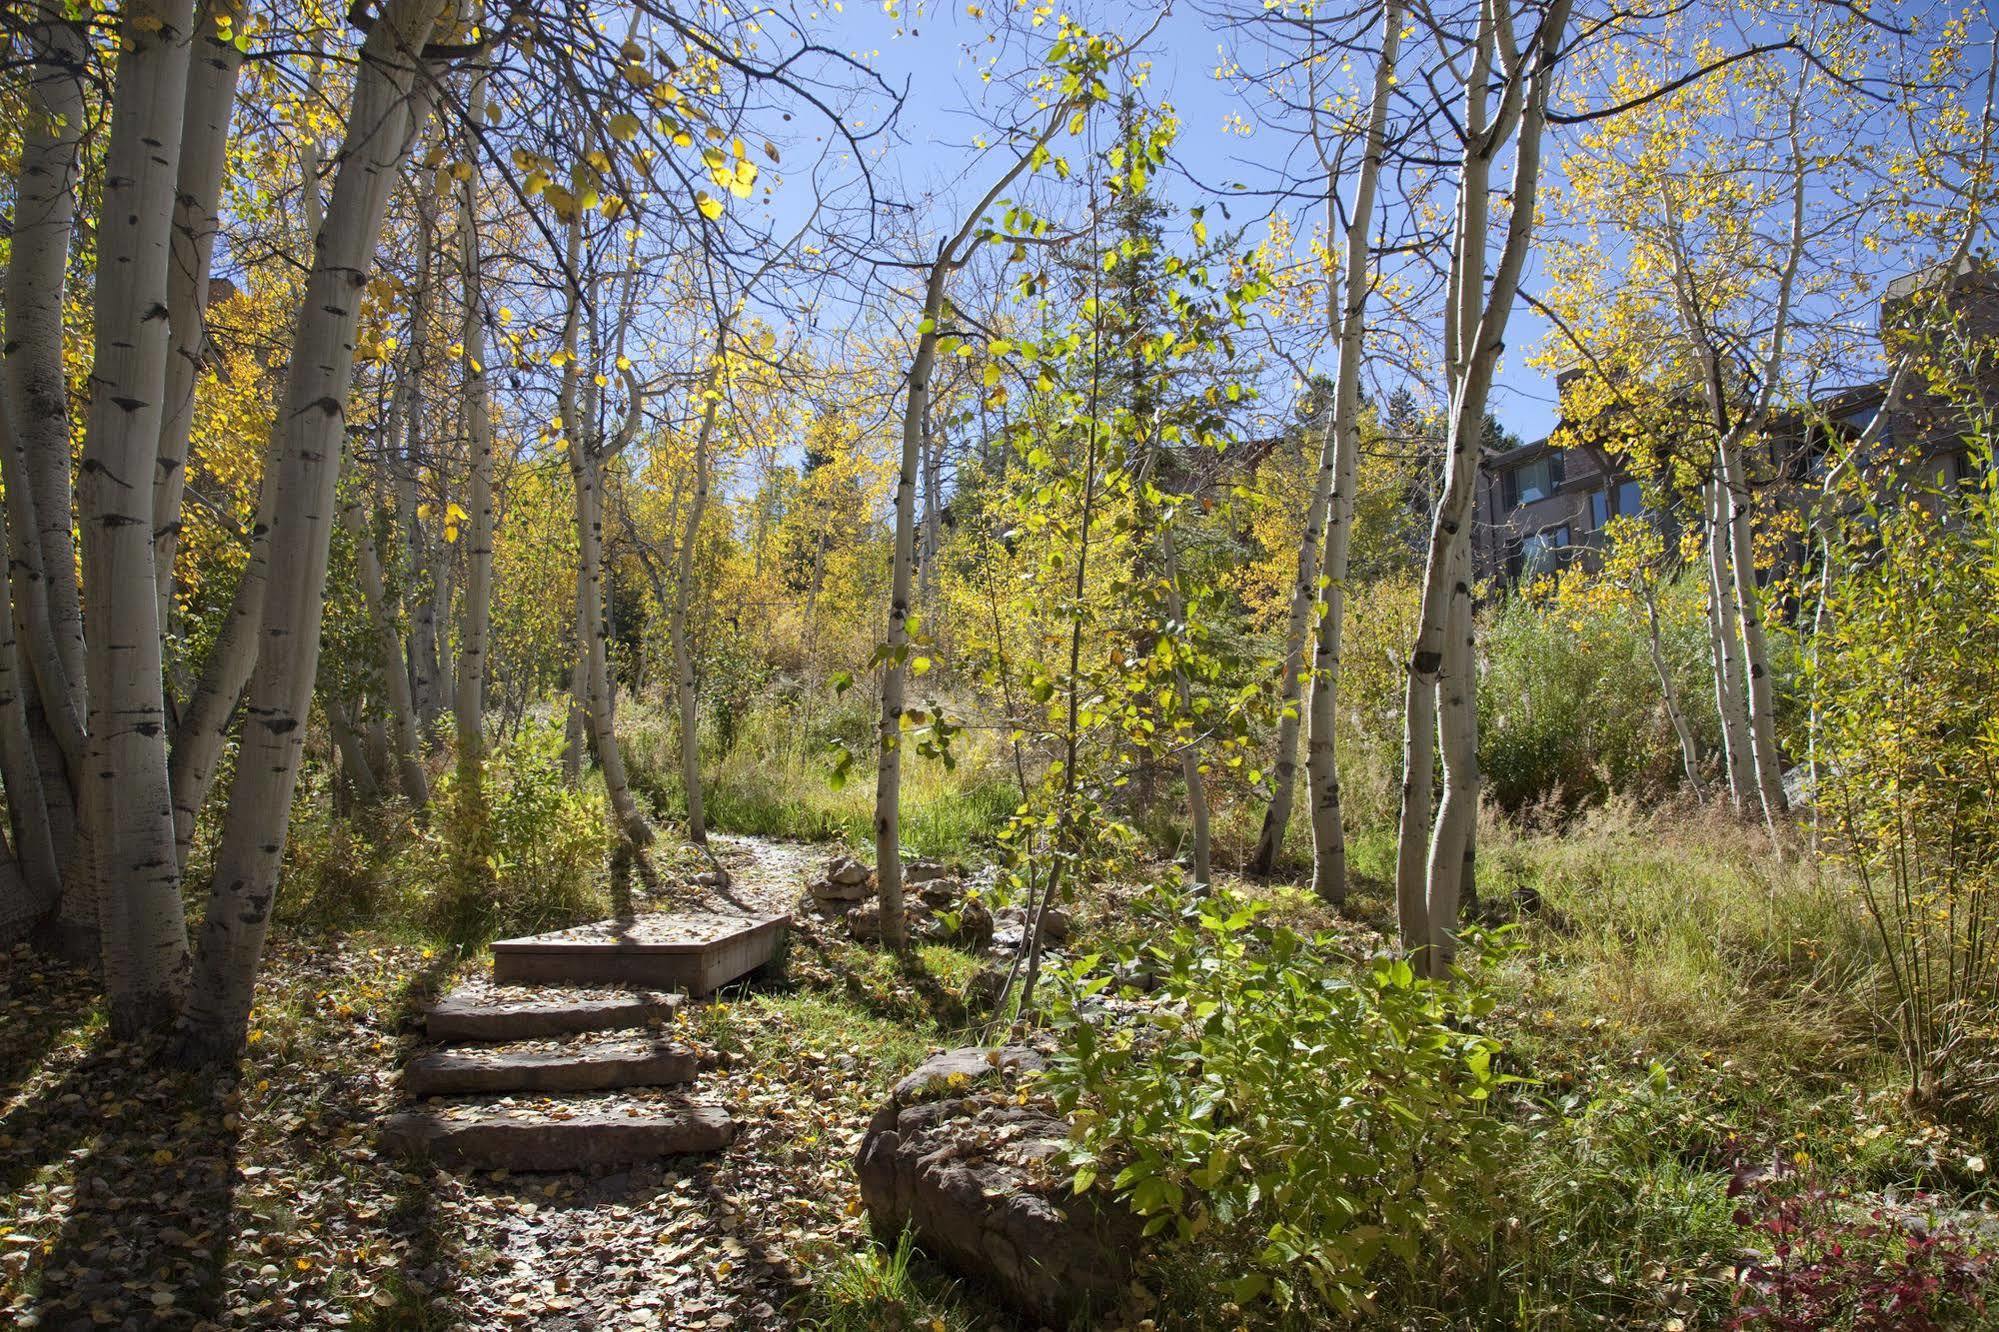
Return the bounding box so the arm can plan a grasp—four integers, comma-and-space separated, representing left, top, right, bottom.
799, 0, 1567, 440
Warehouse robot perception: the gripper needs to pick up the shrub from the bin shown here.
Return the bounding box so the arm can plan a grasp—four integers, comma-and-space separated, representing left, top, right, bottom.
402, 719, 610, 944
1479, 573, 1714, 813
1811, 451, 1999, 1118
1041, 888, 1512, 1318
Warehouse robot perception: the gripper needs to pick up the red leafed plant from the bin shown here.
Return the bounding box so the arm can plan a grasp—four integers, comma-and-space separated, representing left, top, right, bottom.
1724, 1156, 1991, 1331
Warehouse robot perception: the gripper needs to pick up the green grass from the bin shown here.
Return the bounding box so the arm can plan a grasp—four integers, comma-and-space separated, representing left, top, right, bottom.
798, 1228, 982, 1332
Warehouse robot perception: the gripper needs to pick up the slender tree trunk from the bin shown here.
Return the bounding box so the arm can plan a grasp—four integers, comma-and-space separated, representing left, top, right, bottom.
671, 359, 725, 845
1638, 578, 1706, 799
1397, 0, 1572, 973
343, 494, 429, 806
876, 108, 1067, 949
80, 0, 200, 1032
4, 2, 90, 951
1160, 526, 1210, 885
1424, 531, 1479, 971
1254, 412, 1334, 877
180, 0, 444, 1061
324, 693, 380, 807
6, 0, 89, 744
1714, 437, 1788, 832
1301, 0, 1404, 900
1703, 480, 1753, 809
0, 483, 61, 938
154, 0, 247, 639
454, 71, 494, 773
875, 276, 940, 951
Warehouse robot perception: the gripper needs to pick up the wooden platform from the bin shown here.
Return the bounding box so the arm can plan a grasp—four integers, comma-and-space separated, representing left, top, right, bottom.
426, 985, 685, 1043
489, 909, 790, 992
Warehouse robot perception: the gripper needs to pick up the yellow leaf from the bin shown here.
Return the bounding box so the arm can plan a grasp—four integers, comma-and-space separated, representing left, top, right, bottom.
696, 191, 724, 220
608, 112, 641, 142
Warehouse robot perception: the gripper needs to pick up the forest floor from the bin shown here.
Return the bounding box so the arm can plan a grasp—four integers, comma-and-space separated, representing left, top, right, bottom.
5, 819, 1997, 1330
0, 837, 981, 1332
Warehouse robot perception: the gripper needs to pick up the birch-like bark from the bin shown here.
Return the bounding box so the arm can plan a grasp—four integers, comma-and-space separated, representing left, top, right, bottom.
558, 215, 650, 847
1397, 0, 1573, 972
454, 71, 495, 771
181, 0, 443, 1060
1638, 577, 1705, 800
877, 106, 1068, 949
1714, 437, 1788, 830
154, 0, 247, 636
342, 494, 429, 806
1703, 480, 1753, 808
671, 354, 725, 845
80, 0, 200, 1031
1425, 529, 1478, 968
1298, 0, 1405, 899
324, 693, 381, 807
1249, 412, 1333, 877
1161, 525, 1210, 885
5, 0, 89, 737
0, 484, 61, 938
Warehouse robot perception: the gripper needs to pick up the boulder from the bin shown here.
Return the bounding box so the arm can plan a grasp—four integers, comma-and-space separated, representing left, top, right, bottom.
903, 858, 953, 885
846, 902, 932, 942
1039, 906, 1072, 942
918, 877, 963, 908
808, 875, 870, 905
856, 1047, 1140, 1325
825, 855, 871, 887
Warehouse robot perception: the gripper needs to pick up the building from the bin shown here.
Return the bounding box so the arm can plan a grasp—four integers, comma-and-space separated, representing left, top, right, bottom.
1472, 262, 1998, 586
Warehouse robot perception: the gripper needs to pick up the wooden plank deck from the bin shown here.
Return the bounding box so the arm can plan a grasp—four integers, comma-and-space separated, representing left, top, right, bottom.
489, 909, 790, 992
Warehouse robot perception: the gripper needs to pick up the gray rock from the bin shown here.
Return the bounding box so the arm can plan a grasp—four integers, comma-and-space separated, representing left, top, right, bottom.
856, 1047, 1138, 1324
846, 902, 932, 942
918, 878, 963, 908
825, 855, 871, 887
903, 859, 953, 884
808, 875, 870, 904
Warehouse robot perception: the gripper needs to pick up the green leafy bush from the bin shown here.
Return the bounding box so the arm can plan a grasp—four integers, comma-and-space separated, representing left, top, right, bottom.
403, 719, 610, 943
1042, 889, 1513, 1318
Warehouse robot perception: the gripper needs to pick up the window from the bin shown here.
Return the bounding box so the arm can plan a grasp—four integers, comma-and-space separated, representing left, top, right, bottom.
1587, 490, 1609, 529
1509, 454, 1563, 506
1615, 480, 1643, 517
1518, 525, 1571, 578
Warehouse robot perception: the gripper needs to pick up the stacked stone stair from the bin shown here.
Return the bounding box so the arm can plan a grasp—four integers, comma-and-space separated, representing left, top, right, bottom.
380, 909, 788, 1172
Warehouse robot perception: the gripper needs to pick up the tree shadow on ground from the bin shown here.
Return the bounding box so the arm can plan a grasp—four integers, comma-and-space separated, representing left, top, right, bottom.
10, 1032, 241, 1327
0, 947, 98, 1114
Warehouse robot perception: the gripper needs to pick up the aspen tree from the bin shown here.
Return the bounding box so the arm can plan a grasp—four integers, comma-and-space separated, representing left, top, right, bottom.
182, 0, 448, 1059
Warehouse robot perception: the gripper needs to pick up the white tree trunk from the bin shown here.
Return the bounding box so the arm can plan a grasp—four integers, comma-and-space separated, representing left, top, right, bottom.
1702, 479, 1753, 809
181, 0, 443, 1060
154, 0, 246, 636
5, 0, 89, 739
671, 361, 725, 845
876, 108, 1067, 948
453, 73, 494, 771
1301, 0, 1405, 901
1714, 438, 1789, 831
80, 0, 200, 1032
1397, 0, 1573, 972
343, 493, 429, 806
1250, 416, 1332, 877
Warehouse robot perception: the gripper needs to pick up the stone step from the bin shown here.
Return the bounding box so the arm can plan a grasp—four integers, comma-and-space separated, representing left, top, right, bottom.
490, 909, 789, 993
380, 1098, 735, 1171
426, 984, 685, 1043
404, 1034, 699, 1097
